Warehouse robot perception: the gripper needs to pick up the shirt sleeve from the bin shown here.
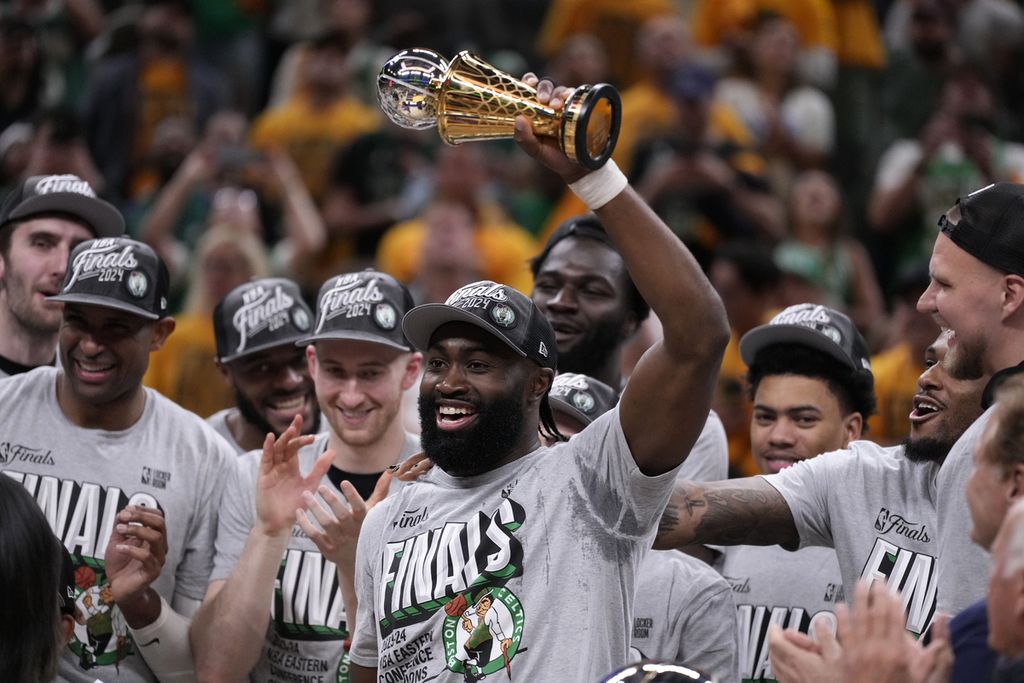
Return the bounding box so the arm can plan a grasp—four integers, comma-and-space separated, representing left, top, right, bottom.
677, 411, 729, 482
173, 435, 240, 602
207, 452, 257, 584
760, 452, 842, 549
569, 406, 684, 539
349, 500, 389, 668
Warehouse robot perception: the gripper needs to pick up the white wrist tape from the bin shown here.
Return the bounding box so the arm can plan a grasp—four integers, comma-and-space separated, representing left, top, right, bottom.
568, 160, 628, 210
129, 595, 196, 680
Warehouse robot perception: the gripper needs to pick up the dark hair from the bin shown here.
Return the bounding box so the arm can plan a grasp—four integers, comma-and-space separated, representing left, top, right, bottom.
988, 375, 1024, 475
539, 394, 568, 443
713, 240, 781, 293
746, 343, 877, 426
530, 215, 650, 322
0, 475, 64, 683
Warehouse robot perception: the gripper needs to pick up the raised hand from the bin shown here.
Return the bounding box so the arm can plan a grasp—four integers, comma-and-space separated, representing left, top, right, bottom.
296, 472, 392, 569
103, 505, 169, 627
257, 415, 335, 537
514, 73, 589, 184
390, 452, 435, 481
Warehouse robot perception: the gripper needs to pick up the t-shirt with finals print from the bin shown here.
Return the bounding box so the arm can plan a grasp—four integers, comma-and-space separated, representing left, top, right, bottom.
210, 431, 420, 682
631, 550, 738, 682
349, 406, 681, 682
0, 366, 236, 683
721, 544, 844, 682
763, 440, 941, 633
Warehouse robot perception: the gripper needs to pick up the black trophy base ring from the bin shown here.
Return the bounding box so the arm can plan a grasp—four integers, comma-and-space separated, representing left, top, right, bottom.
560, 83, 622, 170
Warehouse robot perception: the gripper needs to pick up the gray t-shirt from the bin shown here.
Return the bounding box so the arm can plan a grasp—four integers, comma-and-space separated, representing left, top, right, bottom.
349, 406, 681, 682
206, 407, 329, 455
721, 544, 844, 682
679, 410, 728, 482
0, 366, 236, 683
210, 431, 420, 682
630, 550, 738, 682
763, 441, 941, 633
934, 407, 994, 615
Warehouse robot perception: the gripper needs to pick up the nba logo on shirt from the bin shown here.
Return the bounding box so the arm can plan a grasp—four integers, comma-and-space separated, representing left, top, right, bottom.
874, 508, 889, 532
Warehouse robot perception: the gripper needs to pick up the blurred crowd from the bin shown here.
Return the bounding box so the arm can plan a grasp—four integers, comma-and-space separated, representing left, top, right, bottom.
2, 0, 1023, 476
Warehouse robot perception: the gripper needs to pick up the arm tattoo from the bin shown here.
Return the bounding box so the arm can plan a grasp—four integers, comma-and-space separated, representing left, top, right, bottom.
654, 479, 799, 550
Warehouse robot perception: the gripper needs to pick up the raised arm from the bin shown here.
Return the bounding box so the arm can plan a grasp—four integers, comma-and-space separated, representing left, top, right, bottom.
190, 418, 333, 680
514, 78, 730, 475
653, 477, 800, 550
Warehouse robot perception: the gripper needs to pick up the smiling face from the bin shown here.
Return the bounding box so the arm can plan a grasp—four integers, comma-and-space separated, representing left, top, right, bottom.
59, 303, 172, 409
532, 238, 636, 377
751, 374, 860, 474
918, 232, 1006, 379
308, 339, 419, 448
904, 333, 986, 463
224, 344, 319, 438
0, 217, 93, 336
419, 322, 549, 476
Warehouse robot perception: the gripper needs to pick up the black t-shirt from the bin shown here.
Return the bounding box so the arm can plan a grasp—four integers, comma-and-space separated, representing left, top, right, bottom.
0, 353, 52, 377
326, 466, 385, 502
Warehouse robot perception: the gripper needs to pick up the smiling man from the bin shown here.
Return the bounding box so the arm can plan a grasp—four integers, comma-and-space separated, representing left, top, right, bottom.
346, 74, 729, 682
207, 277, 320, 454
0, 174, 124, 377
191, 269, 422, 682
655, 324, 988, 650
916, 182, 1024, 615
0, 236, 236, 682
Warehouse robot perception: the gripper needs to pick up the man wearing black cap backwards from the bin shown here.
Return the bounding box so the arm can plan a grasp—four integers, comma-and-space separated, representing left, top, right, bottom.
0, 174, 124, 377
192, 269, 423, 682
207, 277, 321, 454
0, 236, 235, 682
915, 182, 1024, 616
346, 77, 730, 682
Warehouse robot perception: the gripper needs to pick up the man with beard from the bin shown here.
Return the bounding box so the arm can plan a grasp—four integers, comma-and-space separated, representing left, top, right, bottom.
915, 182, 1024, 616
207, 277, 321, 453
0, 174, 124, 378
655, 326, 987, 637
347, 76, 730, 682
192, 269, 422, 682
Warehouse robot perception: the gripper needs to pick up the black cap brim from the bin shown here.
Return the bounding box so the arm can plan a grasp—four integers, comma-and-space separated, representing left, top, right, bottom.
295, 329, 413, 351
549, 398, 595, 427
6, 193, 124, 237
220, 335, 313, 364
403, 304, 528, 358
47, 293, 159, 320
739, 324, 856, 370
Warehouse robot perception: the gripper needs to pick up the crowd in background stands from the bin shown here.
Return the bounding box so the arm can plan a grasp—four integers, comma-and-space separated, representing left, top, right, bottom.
3, 0, 1024, 475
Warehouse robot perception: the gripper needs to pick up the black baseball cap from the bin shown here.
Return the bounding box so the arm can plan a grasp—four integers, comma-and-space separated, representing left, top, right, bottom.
939, 182, 1024, 276
740, 303, 873, 377
299, 269, 414, 350
403, 280, 557, 369
549, 373, 618, 425
214, 277, 314, 363
49, 237, 169, 320
0, 174, 124, 237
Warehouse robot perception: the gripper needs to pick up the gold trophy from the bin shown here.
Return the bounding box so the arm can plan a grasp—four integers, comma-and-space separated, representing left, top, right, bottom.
377, 48, 621, 170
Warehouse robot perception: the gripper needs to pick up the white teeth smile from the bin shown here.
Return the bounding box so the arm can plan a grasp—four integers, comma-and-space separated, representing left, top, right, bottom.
270, 396, 305, 411
439, 406, 474, 416
915, 399, 941, 414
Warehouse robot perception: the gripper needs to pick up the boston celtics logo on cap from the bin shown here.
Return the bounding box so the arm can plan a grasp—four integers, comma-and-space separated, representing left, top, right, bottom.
374, 302, 397, 330
292, 306, 311, 332
490, 303, 516, 327
573, 391, 596, 413
126, 271, 148, 298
